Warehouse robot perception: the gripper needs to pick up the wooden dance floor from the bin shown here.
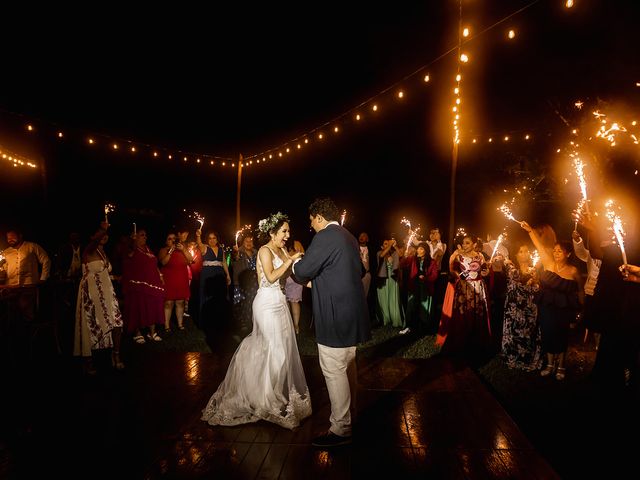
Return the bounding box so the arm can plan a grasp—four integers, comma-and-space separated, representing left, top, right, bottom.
1, 350, 559, 479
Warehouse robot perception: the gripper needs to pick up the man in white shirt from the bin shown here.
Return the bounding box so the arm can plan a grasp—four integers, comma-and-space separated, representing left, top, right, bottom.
3, 228, 51, 322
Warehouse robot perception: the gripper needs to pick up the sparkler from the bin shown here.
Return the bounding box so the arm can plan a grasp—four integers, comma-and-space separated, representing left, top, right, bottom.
489, 233, 505, 263
104, 203, 115, 223
498, 203, 521, 224
235, 224, 252, 248
401, 217, 420, 248
572, 157, 589, 229
531, 249, 540, 269
605, 200, 628, 265
340, 210, 347, 226
456, 227, 467, 238
184, 209, 205, 230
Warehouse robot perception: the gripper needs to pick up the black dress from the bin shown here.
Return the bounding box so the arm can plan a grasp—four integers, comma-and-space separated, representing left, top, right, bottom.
536, 270, 579, 354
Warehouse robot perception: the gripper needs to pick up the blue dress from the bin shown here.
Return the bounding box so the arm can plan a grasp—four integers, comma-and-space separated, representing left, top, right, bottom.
200, 246, 227, 319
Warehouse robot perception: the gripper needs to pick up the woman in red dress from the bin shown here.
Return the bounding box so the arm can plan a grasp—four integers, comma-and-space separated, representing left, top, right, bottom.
159, 232, 193, 332
122, 229, 165, 344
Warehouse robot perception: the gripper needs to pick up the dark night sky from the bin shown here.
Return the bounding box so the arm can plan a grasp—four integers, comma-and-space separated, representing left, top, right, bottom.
1, 0, 640, 252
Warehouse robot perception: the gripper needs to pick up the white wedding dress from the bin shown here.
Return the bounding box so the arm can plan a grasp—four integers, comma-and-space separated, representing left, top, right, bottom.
201, 246, 312, 429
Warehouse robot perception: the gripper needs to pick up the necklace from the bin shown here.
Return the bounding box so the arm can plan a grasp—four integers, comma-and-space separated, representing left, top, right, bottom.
555, 263, 566, 273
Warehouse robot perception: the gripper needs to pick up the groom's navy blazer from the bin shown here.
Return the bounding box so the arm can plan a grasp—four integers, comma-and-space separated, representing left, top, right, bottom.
293, 224, 371, 348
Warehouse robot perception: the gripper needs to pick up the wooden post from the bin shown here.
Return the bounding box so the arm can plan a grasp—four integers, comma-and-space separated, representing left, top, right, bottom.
448, 141, 458, 251
236, 154, 243, 233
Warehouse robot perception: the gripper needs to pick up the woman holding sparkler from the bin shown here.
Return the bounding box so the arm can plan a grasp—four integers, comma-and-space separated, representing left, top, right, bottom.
520, 222, 579, 380
375, 238, 405, 328
437, 234, 492, 363
74, 221, 124, 373
122, 228, 165, 344
159, 231, 192, 332
500, 243, 543, 371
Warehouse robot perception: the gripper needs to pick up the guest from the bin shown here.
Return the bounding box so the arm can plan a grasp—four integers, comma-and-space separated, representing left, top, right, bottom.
572, 224, 603, 350
187, 239, 203, 323
196, 229, 231, 326
285, 240, 305, 334
158, 231, 192, 332
436, 234, 492, 363
500, 244, 543, 371
3, 228, 51, 322
400, 242, 439, 335
121, 228, 164, 344
74, 222, 124, 374
521, 222, 579, 380
375, 238, 404, 328
56, 231, 83, 281
358, 232, 372, 297
428, 227, 448, 326
231, 233, 258, 336
358, 231, 377, 324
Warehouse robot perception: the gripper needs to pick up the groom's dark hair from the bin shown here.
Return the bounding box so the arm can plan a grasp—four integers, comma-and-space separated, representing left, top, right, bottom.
309, 197, 340, 222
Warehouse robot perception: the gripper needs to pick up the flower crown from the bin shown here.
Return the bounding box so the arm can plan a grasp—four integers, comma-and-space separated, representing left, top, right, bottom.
258, 211, 289, 234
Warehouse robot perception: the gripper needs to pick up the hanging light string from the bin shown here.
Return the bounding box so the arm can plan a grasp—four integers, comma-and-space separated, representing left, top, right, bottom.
4, 0, 545, 170
0, 143, 38, 169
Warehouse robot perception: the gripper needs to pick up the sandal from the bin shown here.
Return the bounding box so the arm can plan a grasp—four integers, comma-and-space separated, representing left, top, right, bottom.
82, 359, 97, 376
147, 332, 162, 342
133, 335, 146, 344
112, 351, 125, 371
178, 325, 185, 330
540, 364, 554, 377
555, 367, 566, 381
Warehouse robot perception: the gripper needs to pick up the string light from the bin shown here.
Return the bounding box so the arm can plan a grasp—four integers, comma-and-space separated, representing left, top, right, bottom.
0, 1, 568, 171
0, 145, 38, 169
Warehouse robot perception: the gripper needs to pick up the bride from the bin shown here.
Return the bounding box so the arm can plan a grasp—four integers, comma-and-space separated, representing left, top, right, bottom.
201, 212, 312, 429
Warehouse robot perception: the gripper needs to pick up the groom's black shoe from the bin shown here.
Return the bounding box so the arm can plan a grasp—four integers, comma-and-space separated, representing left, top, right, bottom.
312, 431, 352, 448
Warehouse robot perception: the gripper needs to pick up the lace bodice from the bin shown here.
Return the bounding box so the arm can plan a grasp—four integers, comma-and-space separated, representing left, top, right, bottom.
257, 246, 285, 289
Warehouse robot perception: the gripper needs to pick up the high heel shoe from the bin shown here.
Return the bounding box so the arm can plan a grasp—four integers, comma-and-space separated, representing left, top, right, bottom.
112, 351, 125, 371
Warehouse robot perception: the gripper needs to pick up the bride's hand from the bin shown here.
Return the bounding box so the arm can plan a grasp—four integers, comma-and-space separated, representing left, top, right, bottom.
289, 251, 304, 261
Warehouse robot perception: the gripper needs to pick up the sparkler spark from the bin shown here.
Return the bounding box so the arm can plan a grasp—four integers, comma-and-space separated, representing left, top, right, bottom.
235, 224, 252, 247
530, 249, 540, 273
184, 209, 205, 229
400, 217, 421, 248
104, 203, 115, 222
498, 203, 521, 223
605, 200, 628, 265
489, 233, 506, 262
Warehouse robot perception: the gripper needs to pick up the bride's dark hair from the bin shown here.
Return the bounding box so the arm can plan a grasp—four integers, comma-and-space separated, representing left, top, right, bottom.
257, 212, 289, 243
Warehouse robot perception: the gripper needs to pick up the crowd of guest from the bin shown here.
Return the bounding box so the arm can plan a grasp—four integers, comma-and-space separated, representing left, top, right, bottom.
1, 206, 639, 392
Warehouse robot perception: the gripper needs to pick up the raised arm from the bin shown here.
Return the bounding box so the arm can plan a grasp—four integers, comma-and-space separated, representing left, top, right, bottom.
520, 221, 554, 270
86, 221, 110, 251
571, 231, 590, 263
195, 229, 206, 255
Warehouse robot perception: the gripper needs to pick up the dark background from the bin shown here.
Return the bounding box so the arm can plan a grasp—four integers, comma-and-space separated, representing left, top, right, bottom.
1, 0, 639, 254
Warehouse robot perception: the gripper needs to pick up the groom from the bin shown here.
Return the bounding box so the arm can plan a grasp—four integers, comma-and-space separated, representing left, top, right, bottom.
292, 197, 371, 447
